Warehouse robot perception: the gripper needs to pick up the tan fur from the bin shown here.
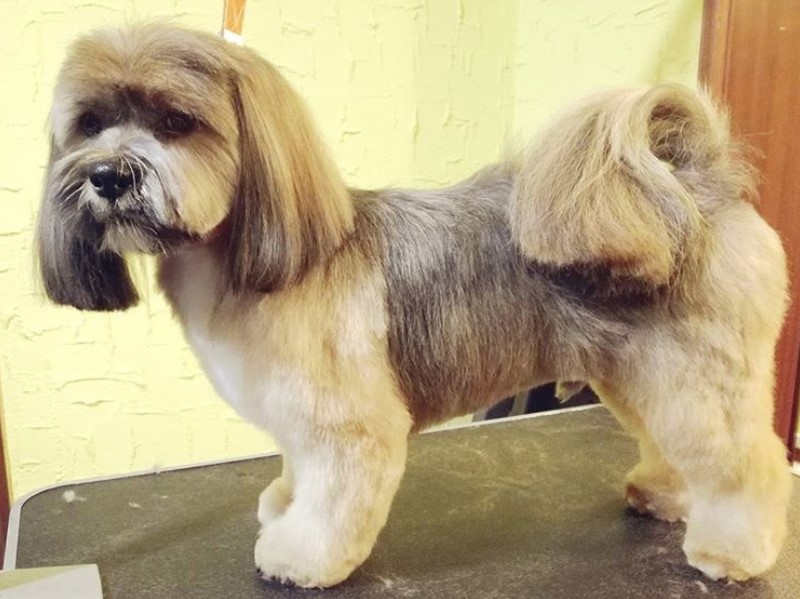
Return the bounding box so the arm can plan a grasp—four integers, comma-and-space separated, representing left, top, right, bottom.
510, 85, 754, 288
227, 46, 354, 292
159, 240, 410, 587
38, 23, 791, 588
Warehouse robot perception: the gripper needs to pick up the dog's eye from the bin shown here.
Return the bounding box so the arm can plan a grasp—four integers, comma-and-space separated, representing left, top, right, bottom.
78, 112, 103, 137
162, 111, 196, 135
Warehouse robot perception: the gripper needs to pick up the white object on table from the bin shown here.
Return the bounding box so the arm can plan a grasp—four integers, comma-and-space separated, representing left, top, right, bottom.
0, 565, 102, 598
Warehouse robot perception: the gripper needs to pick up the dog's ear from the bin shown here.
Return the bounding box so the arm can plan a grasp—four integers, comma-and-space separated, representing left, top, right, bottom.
37, 138, 139, 311
226, 47, 354, 293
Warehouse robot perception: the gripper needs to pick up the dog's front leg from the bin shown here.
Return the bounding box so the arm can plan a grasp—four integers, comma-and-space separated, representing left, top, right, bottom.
254, 419, 409, 588
257, 456, 294, 526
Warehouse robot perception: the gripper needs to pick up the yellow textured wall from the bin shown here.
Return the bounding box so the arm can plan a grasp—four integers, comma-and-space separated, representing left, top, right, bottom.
514, 0, 702, 136
0, 0, 701, 500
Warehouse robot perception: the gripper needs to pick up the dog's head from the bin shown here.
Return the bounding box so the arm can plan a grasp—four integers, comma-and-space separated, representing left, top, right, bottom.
38, 23, 353, 310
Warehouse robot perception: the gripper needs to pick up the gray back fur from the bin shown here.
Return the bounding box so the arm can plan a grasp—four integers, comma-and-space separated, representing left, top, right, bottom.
354, 167, 634, 429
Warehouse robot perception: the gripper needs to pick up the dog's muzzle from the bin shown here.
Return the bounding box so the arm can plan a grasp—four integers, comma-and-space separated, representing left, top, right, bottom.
88, 159, 142, 202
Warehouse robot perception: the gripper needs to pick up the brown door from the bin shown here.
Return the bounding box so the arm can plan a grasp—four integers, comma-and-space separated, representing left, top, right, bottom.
700, 0, 800, 458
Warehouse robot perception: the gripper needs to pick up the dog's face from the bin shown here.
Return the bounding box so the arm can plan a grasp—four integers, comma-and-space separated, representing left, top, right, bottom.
46, 26, 239, 257
39, 24, 354, 311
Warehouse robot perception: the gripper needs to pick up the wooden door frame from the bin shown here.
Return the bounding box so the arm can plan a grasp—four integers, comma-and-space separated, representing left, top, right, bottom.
699, 0, 800, 460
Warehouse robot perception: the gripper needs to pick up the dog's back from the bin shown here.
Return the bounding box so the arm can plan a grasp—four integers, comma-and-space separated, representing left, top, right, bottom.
352, 171, 628, 428
352, 84, 786, 430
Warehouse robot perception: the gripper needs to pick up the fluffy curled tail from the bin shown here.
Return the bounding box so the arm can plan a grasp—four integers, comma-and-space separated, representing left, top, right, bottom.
510, 83, 754, 291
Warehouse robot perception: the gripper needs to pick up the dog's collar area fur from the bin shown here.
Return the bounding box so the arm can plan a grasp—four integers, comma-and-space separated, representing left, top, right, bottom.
203, 216, 233, 243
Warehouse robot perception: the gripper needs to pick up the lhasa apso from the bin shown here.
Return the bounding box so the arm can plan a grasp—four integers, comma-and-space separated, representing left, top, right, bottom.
39, 23, 791, 587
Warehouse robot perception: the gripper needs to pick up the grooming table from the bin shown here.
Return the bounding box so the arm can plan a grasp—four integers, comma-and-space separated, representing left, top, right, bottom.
5, 407, 799, 598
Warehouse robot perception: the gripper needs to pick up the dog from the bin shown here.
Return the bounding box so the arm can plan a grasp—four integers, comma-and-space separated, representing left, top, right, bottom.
38, 23, 791, 587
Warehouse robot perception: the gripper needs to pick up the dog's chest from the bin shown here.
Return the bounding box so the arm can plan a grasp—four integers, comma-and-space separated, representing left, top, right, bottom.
175, 290, 255, 421
159, 249, 314, 430
181, 310, 325, 435
185, 325, 247, 410
159, 250, 261, 423
179, 297, 300, 429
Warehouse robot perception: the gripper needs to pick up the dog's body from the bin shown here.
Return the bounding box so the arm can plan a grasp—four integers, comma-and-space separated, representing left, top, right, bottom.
39, 24, 791, 588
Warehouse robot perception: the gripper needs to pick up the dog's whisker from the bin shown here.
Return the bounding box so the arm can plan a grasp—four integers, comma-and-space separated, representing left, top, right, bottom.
122, 154, 138, 192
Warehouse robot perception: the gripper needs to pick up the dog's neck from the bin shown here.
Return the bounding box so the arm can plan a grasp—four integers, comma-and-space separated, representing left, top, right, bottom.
202, 216, 233, 244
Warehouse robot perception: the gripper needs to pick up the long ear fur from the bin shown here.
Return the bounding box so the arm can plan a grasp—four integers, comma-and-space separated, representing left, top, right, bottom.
510, 84, 751, 289
226, 47, 354, 293
37, 139, 139, 311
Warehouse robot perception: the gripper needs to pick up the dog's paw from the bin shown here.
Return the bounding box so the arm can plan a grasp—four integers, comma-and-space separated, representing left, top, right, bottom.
683, 527, 782, 582
254, 517, 361, 588
624, 480, 687, 523
257, 477, 292, 525
683, 492, 786, 581
685, 550, 756, 582
624, 462, 687, 523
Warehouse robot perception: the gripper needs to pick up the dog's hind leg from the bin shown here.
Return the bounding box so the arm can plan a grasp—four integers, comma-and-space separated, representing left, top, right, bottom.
592, 384, 687, 523
603, 326, 791, 581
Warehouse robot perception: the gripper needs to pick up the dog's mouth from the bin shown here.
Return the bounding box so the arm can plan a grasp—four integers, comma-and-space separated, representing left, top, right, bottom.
84, 204, 196, 254
79, 173, 197, 252
104, 207, 152, 226
101, 216, 198, 253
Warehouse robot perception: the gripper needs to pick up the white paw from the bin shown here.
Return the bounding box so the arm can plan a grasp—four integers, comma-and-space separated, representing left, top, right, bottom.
254, 515, 364, 588
257, 477, 292, 526
684, 534, 780, 582
685, 550, 753, 582
683, 491, 787, 581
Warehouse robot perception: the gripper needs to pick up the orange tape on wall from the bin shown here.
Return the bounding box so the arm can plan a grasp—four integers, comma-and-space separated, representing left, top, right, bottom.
222, 0, 247, 42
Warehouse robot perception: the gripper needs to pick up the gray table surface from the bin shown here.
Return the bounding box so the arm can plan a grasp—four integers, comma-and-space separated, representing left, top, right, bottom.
6, 407, 800, 598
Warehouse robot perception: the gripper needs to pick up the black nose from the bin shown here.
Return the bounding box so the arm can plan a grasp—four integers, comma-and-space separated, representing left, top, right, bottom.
88, 161, 140, 201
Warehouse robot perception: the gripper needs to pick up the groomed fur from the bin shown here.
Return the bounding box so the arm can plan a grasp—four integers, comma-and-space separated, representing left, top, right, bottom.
39, 23, 790, 589
38, 142, 140, 310
227, 46, 354, 293
510, 85, 754, 292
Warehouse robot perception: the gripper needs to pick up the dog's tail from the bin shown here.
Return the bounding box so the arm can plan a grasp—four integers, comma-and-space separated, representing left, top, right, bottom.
510, 84, 754, 293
